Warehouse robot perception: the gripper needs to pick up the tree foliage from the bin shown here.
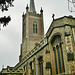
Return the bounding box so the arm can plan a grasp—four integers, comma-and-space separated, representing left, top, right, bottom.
0, 16, 11, 27
0, 0, 14, 12
0, 0, 14, 30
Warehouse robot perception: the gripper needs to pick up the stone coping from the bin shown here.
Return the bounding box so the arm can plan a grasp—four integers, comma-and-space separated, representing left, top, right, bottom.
13, 37, 47, 70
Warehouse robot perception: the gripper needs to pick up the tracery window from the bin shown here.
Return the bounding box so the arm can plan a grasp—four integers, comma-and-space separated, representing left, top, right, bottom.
51, 35, 65, 74
33, 21, 37, 34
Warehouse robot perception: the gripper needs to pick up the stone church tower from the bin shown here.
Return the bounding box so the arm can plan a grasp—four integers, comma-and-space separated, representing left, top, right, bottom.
20, 0, 44, 60
1, 0, 75, 74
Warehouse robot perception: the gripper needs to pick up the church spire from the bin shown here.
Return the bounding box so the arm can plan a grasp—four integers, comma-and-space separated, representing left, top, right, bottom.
30, 0, 36, 13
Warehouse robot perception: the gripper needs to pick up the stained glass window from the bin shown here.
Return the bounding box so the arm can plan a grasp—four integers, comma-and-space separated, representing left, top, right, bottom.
53, 47, 58, 74
60, 43, 65, 72
56, 45, 62, 73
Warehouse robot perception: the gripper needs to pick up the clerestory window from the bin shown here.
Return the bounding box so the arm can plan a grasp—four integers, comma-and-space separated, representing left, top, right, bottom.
33, 21, 37, 34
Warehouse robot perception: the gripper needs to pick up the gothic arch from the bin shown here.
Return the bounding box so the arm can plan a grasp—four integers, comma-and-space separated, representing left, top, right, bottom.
50, 32, 62, 43
50, 32, 65, 74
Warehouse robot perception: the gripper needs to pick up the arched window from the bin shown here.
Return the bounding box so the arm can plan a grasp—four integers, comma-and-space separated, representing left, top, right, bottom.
38, 56, 43, 75
51, 35, 65, 74
33, 21, 37, 34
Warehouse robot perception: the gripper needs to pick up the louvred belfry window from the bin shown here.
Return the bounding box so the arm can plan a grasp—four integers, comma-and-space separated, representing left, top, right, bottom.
33, 21, 37, 34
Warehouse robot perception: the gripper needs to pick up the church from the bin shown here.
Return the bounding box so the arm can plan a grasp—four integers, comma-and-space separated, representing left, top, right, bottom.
1, 0, 75, 75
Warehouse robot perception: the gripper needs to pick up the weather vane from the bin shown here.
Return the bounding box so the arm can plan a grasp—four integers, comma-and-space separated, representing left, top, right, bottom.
68, 0, 75, 12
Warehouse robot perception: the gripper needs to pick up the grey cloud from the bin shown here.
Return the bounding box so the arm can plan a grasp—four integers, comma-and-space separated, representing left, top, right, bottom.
0, 0, 75, 71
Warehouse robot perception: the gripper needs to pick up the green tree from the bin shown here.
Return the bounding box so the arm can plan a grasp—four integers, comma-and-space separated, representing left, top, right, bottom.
0, 0, 14, 30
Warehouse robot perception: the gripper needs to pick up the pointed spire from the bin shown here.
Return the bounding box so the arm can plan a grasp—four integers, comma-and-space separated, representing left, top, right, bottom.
30, 0, 36, 13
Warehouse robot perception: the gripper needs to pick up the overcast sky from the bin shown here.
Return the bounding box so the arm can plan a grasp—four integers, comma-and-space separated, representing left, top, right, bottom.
0, 0, 75, 71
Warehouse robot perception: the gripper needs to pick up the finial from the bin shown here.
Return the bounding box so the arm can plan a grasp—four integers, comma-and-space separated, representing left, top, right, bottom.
22, 12, 24, 17
23, 12, 24, 15
40, 7, 43, 13
26, 4, 29, 9
2, 65, 4, 69
26, 4, 29, 13
52, 14, 55, 21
